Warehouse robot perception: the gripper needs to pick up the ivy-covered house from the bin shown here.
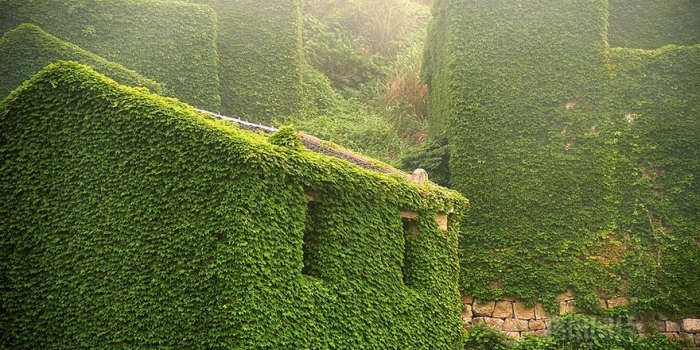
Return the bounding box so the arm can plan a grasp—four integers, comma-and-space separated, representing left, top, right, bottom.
0, 61, 468, 348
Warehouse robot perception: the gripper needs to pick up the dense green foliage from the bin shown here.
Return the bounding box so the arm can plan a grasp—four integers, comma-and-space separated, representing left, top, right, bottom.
293, 31, 408, 161
420, 0, 453, 140
424, 0, 700, 315
268, 124, 305, 150
399, 136, 450, 187
194, 0, 303, 121
510, 337, 559, 350
283, 65, 406, 160
300, 0, 435, 163
0, 23, 162, 99
0, 61, 468, 348
462, 323, 513, 350
1, 0, 697, 346
608, 0, 700, 49
303, 15, 381, 92
606, 45, 700, 314
549, 313, 632, 350
463, 314, 693, 350
0, 0, 220, 110
0, 0, 440, 166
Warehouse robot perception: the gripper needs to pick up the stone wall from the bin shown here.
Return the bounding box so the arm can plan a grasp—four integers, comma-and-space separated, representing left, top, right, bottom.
461, 293, 700, 347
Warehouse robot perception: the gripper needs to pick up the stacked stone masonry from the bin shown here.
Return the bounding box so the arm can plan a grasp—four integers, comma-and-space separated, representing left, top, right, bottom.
461, 292, 700, 348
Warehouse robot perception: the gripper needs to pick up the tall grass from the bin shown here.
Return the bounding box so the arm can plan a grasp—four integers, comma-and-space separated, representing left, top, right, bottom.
304, 0, 429, 55
377, 23, 430, 145
382, 39, 428, 121
300, 0, 433, 162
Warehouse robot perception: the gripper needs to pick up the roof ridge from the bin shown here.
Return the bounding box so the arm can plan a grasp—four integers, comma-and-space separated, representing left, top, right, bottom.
195, 108, 412, 178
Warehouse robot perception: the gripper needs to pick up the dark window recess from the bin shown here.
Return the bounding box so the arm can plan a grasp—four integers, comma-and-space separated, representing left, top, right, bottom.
402, 218, 419, 285
302, 201, 319, 276
403, 218, 419, 239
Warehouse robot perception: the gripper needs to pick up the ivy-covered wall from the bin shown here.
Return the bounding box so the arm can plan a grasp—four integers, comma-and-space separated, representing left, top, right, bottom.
424, 0, 700, 316
606, 45, 700, 313
0, 23, 162, 99
194, 0, 304, 121
608, 0, 700, 49
0, 61, 468, 348
421, 0, 455, 140
0, 0, 220, 110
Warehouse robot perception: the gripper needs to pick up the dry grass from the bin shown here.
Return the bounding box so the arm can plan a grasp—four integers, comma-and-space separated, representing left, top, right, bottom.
384, 71, 428, 119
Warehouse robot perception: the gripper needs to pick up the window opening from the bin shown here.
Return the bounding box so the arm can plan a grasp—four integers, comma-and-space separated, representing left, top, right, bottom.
302, 200, 319, 277
402, 217, 419, 286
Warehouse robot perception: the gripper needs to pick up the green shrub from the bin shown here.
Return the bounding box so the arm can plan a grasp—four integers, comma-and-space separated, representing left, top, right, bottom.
268, 125, 304, 150
0, 23, 162, 99
303, 15, 382, 92
634, 333, 694, 350
550, 313, 626, 350
463, 322, 513, 350
461, 314, 692, 350
298, 64, 346, 116
398, 136, 450, 187
549, 313, 693, 350
511, 336, 558, 350
291, 65, 405, 161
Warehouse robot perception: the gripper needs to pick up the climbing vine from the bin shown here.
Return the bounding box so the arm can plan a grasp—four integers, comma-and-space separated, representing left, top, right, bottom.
424, 0, 700, 316
195, 0, 304, 121
607, 0, 700, 49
